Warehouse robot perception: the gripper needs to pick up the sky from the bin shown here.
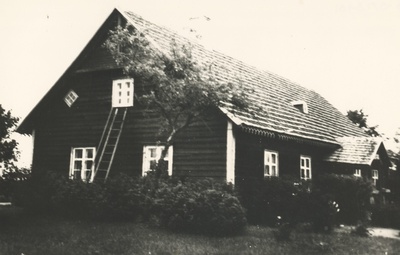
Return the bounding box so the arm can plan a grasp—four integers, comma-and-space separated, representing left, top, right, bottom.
1, 0, 400, 167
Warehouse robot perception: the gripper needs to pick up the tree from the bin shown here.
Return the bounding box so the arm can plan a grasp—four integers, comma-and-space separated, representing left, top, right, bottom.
104, 24, 250, 177
346, 109, 379, 137
0, 104, 19, 166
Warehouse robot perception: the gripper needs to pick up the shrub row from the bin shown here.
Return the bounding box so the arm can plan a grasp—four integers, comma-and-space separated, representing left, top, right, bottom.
149, 178, 246, 235
237, 174, 373, 231
371, 204, 400, 229
312, 174, 372, 225
7, 172, 246, 236
4, 169, 375, 234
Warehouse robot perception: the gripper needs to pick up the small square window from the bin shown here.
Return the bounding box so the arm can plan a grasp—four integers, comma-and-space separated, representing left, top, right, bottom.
142, 145, 173, 176
64, 90, 78, 107
354, 169, 362, 177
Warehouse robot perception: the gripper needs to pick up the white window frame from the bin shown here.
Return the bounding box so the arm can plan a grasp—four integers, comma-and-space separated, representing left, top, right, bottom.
64, 90, 78, 107
354, 169, 362, 177
142, 145, 173, 176
300, 155, 312, 180
0, 162, 5, 177
372, 169, 379, 186
69, 147, 96, 182
112, 78, 134, 107
291, 100, 308, 114
264, 150, 279, 177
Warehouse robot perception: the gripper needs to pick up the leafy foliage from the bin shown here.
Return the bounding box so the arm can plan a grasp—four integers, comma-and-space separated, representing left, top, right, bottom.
11, 171, 246, 236
371, 203, 400, 229
313, 174, 373, 225
0, 104, 19, 164
148, 177, 246, 235
0, 166, 30, 201
104, 25, 250, 175
238, 174, 372, 232
346, 109, 380, 137
237, 176, 312, 226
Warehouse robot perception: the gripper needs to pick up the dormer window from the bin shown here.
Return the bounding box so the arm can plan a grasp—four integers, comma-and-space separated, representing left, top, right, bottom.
64, 90, 78, 107
291, 100, 308, 114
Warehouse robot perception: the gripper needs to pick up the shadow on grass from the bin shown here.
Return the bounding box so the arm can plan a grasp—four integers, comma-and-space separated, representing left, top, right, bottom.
1, 206, 400, 255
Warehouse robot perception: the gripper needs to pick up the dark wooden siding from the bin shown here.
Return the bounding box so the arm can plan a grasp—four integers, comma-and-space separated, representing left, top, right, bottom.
322, 146, 391, 190
31, 67, 228, 179
235, 130, 333, 185
32, 70, 121, 175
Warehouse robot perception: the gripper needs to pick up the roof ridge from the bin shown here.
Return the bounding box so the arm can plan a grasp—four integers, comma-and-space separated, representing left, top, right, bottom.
120, 8, 315, 94
118, 9, 367, 144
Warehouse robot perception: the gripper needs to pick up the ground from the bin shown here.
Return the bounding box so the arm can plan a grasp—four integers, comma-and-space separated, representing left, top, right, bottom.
1, 205, 400, 255
369, 227, 400, 240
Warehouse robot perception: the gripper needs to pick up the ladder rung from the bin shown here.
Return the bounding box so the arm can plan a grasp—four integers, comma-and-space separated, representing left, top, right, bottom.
94, 107, 128, 182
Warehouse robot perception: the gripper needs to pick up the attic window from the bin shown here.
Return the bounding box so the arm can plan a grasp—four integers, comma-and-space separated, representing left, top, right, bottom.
64, 90, 78, 107
112, 78, 134, 107
291, 100, 308, 114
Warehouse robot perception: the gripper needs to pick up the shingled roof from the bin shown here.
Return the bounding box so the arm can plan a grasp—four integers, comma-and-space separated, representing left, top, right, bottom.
18, 8, 368, 146
324, 137, 385, 165
120, 10, 367, 145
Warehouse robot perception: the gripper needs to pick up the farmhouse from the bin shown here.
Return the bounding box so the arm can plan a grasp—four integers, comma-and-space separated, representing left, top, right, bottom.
17, 8, 391, 193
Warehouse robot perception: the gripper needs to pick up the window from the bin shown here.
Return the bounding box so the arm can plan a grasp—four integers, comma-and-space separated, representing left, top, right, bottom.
142, 145, 173, 176
291, 100, 308, 114
64, 90, 78, 107
0, 162, 5, 177
372, 169, 379, 186
264, 150, 279, 177
69, 147, 96, 182
300, 155, 312, 180
112, 78, 134, 107
354, 169, 362, 177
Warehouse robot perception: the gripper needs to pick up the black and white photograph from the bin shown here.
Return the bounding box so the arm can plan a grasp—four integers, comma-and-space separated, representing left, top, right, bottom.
1, 0, 400, 254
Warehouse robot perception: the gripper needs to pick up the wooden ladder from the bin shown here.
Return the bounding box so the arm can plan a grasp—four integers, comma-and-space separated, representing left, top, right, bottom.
91, 107, 128, 182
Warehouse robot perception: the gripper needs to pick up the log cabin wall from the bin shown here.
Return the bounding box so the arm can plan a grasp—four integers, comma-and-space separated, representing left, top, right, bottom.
31, 67, 228, 179
234, 129, 333, 185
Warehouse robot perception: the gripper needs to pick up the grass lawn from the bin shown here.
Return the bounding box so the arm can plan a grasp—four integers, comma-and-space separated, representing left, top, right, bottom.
1, 205, 400, 255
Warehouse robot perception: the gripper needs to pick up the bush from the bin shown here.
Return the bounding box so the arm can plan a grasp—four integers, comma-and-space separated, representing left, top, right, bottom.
10, 171, 247, 236
9, 172, 144, 220
0, 166, 31, 202
10, 171, 55, 213
237, 174, 372, 232
371, 203, 400, 229
102, 174, 143, 220
50, 173, 144, 220
312, 174, 373, 225
149, 177, 247, 236
237, 176, 312, 226
50, 175, 107, 219
308, 193, 340, 232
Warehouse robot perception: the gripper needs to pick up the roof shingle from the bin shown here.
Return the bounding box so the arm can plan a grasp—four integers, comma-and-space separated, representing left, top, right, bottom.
324, 137, 383, 165
122, 10, 367, 145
